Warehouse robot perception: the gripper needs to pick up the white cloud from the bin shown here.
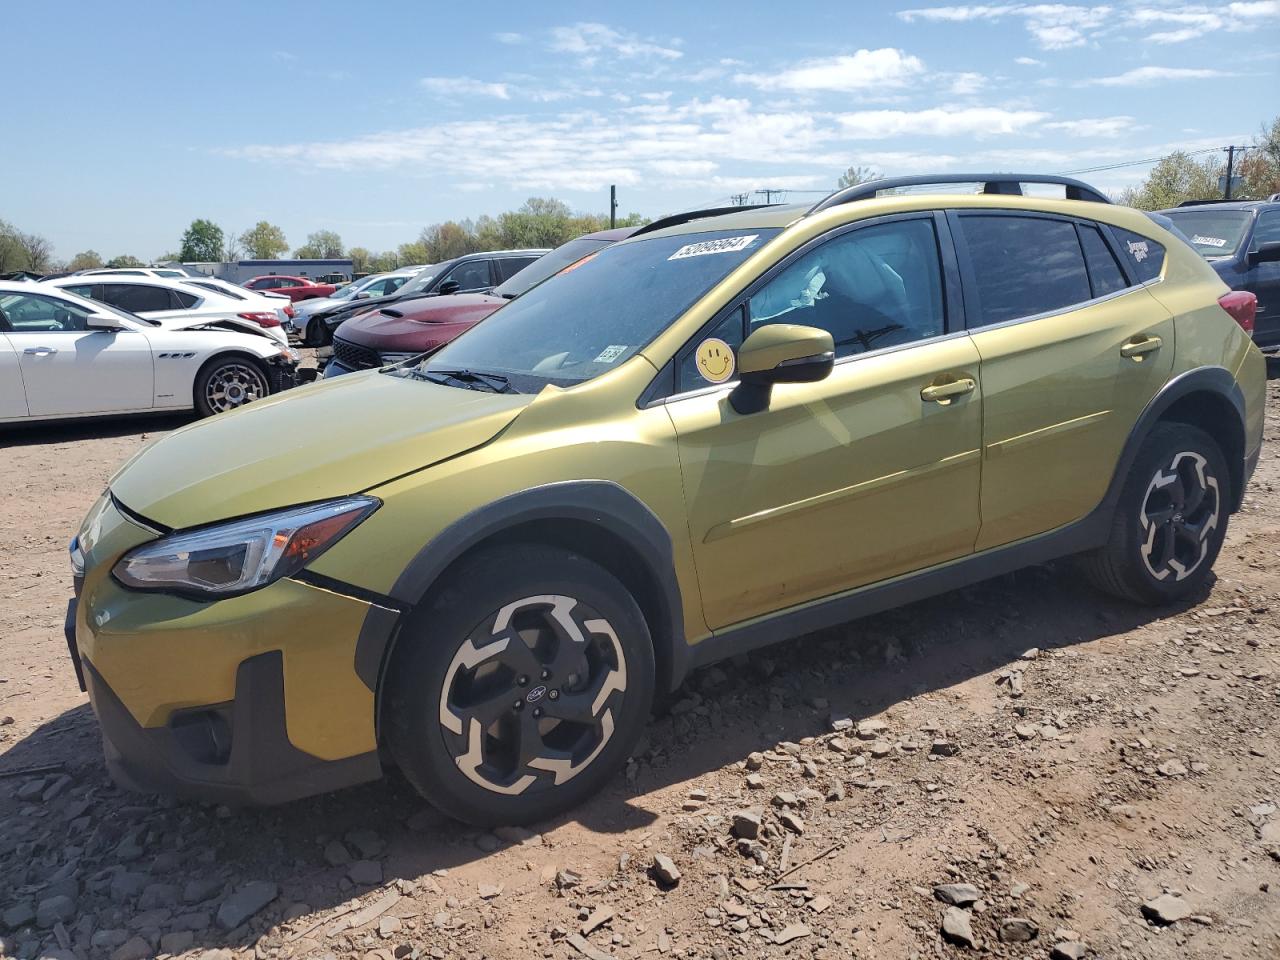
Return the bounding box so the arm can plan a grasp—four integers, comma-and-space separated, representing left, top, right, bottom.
1084, 65, 1230, 86
836, 106, 1047, 139
1044, 116, 1137, 137
735, 49, 926, 93
898, 5, 1113, 49
946, 71, 987, 94
420, 76, 511, 99
1014, 56, 1044, 64
494, 32, 524, 45
549, 22, 682, 63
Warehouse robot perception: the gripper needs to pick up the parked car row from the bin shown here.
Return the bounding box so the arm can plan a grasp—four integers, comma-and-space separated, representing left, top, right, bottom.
63, 174, 1267, 826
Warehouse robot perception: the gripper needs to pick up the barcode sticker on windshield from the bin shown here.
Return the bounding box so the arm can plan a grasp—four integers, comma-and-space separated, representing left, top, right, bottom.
668, 235, 759, 260
1191, 235, 1227, 248
594, 344, 628, 363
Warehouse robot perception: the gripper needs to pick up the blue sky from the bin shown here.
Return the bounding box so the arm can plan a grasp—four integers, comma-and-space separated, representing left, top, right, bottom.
7, 1, 1278, 261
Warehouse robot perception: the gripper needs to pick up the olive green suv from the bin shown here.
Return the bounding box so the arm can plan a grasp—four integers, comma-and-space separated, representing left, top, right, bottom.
68, 174, 1265, 825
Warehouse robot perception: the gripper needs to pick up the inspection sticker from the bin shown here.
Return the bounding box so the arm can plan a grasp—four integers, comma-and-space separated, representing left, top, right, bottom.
594, 344, 628, 363
695, 338, 735, 383
1191, 235, 1227, 248
669, 235, 759, 260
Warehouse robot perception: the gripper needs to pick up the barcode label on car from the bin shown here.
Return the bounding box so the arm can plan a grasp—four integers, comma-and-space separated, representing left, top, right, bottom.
668, 235, 759, 260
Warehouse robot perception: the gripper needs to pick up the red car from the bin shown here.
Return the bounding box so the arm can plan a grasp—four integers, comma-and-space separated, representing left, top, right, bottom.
244, 275, 339, 302
324, 228, 637, 377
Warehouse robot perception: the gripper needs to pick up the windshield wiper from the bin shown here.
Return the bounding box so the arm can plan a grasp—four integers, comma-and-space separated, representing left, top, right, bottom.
417, 367, 515, 394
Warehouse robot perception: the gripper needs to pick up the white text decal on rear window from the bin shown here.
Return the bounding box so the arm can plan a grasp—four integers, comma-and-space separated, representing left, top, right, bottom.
1127, 239, 1150, 262
1191, 235, 1227, 248
668, 235, 759, 260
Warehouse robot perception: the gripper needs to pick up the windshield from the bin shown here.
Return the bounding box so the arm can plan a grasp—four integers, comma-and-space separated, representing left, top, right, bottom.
1161, 209, 1253, 258
419, 228, 779, 390
398, 263, 443, 297
492, 238, 614, 298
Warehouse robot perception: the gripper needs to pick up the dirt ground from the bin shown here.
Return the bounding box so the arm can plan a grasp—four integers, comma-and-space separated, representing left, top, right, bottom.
2, 359, 1278, 960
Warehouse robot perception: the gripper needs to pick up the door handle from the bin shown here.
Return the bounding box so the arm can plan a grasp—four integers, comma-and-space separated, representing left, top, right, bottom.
1120, 336, 1162, 359
921, 377, 976, 403
23, 346, 57, 356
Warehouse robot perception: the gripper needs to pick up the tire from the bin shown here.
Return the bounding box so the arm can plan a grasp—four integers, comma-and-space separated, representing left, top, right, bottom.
1082, 423, 1230, 605
305, 317, 330, 348
385, 544, 655, 826
193, 355, 272, 417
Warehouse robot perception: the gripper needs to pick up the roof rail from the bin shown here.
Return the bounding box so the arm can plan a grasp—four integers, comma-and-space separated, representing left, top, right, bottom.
808, 173, 1110, 214
631, 204, 779, 237
1175, 198, 1244, 207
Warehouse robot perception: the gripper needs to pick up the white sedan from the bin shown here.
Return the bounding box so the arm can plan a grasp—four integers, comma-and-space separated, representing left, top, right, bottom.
0, 282, 299, 423
44, 275, 291, 345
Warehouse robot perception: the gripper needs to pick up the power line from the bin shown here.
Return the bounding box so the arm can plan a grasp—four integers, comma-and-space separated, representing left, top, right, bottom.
1058, 146, 1220, 176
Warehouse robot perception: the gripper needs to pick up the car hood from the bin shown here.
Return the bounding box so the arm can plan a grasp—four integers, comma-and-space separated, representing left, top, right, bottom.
109, 370, 533, 528
340, 294, 504, 349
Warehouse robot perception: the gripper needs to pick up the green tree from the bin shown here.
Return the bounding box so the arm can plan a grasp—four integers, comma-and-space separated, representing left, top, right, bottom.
1116, 151, 1221, 210
368, 251, 402, 272
347, 246, 373, 274
293, 229, 345, 259
106, 254, 145, 268
396, 240, 431, 265
12, 230, 54, 272
239, 221, 289, 259
420, 221, 479, 261
67, 250, 104, 271
179, 219, 225, 262
1239, 115, 1280, 199
0, 220, 23, 272
837, 165, 879, 189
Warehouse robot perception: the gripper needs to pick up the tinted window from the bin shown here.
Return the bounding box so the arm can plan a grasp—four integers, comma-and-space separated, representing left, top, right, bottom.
494, 257, 530, 283
1078, 224, 1128, 297
424, 229, 779, 389
444, 260, 493, 291
751, 217, 945, 357
100, 283, 173, 313
173, 290, 199, 308
1252, 210, 1280, 249
1161, 209, 1252, 257
62, 283, 97, 298
187, 280, 245, 301
1112, 227, 1165, 283
960, 215, 1090, 325
678, 307, 746, 391
0, 292, 92, 332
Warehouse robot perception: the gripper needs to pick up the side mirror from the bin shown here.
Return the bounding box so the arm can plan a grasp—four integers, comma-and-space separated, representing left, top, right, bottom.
355, 291, 371, 299
1249, 241, 1280, 265
437, 280, 462, 296
86, 313, 124, 331
730, 323, 835, 415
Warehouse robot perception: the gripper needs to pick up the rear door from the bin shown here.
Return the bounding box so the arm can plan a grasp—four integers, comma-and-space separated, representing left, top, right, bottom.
0, 290, 154, 416
953, 211, 1175, 550
1246, 209, 1280, 348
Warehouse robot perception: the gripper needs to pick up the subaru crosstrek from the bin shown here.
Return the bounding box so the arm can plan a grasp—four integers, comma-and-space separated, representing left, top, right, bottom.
67, 175, 1265, 825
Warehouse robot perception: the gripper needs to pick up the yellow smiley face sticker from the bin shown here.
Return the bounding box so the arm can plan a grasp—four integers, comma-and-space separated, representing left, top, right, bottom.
695, 338, 735, 384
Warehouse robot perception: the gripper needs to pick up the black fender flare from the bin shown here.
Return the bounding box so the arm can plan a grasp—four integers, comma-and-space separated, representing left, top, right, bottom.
353, 480, 690, 704
1100, 365, 1247, 515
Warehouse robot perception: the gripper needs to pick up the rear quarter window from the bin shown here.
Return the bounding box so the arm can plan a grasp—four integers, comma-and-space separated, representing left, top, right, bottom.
1112, 227, 1166, 283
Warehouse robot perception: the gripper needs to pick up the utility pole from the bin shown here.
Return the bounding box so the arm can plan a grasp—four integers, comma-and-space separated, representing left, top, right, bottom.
1222, 145, 1251, 200
609, 185, 617, 228
730, 192, 750, 206
755, 188, 783, 203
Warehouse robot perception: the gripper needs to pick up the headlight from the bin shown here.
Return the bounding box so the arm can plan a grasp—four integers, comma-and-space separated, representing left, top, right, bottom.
379, 352, 424, 366
113, 496, 378, 598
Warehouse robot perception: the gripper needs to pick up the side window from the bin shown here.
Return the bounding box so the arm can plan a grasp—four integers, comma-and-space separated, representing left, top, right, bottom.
1111, 227, 1166, 283
387, 276, 408, 292
0, 293, 91, 333
101, 284, 172, 313
1077, 224, 1129, 298
172, 290, 199, 308
496, 257, 536, 282
677, 307, 747, 392
749, 217, 946, 357
61, 284, 96, 299
1252, 210, 1280, 250
959, 215, 1090, 326
445, 260, 493, 291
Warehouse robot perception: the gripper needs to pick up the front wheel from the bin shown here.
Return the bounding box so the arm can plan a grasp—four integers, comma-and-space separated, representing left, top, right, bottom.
194, 355, 271, 417
385, 544, 654, 826
1082, 423, 1230, 604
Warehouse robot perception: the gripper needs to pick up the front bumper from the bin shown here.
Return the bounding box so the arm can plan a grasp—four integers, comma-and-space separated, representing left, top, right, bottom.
82, 648, 382, 805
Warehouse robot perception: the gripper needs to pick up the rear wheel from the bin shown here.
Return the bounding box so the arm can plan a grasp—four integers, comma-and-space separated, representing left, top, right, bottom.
385, 544, 654, 826
194, 355, 271, 417
1083, 423, 1229, 604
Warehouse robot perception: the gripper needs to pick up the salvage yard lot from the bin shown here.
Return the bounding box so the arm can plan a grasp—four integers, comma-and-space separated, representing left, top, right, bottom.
2, 368, 1278, 960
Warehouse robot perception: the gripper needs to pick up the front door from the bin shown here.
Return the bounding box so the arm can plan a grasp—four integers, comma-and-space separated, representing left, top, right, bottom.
0, 290, 154, 417
665, 214, 984, 630
951, 211, 1176, 550
0, 332, 29, 418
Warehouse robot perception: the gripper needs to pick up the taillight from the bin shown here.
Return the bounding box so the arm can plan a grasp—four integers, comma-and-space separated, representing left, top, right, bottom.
238, 311, 282, 328
1218, 291, 1256, 333
284, 304, 296, 318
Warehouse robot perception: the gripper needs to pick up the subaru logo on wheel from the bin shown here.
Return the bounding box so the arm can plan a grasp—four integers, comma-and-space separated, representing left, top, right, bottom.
526, 685, 548, 704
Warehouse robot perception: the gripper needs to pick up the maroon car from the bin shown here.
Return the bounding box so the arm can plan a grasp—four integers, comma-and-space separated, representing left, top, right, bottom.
324, 228, 637, 378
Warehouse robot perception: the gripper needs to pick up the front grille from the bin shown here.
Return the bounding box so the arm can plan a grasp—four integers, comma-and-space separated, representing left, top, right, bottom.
332, 337, 381, 371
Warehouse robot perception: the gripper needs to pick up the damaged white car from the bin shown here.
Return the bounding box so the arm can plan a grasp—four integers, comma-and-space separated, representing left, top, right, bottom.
0, 281, 299, 423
